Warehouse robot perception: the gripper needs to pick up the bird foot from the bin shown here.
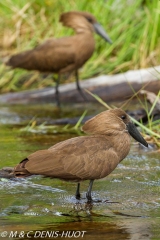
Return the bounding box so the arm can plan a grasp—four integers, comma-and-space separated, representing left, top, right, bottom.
75, 193, 81, 200
86, 193, 92, 202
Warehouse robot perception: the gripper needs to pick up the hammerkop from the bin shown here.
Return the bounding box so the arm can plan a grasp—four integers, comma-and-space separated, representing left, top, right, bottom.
6, 11, 112, 105
14, 108, 148, 201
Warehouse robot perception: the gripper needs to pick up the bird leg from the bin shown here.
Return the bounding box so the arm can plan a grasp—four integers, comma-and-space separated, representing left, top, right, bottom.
54, 74, 60, 107
86, 180, 94, 202
75, 183, 81, 199
75, 70, 88, 101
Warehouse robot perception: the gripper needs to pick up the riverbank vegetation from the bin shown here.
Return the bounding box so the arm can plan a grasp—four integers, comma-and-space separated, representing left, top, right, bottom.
0, 0, 160, 92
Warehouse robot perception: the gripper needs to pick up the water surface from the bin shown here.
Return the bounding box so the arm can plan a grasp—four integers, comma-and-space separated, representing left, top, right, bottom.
0, 103, 159, 240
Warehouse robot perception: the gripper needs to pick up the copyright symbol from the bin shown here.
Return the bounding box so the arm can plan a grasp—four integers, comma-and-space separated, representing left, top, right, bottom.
1, 231, 8, 237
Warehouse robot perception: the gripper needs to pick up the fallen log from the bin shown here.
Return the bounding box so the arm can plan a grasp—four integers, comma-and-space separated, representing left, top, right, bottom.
139, 90, 160, 112
0, 66, 160, 104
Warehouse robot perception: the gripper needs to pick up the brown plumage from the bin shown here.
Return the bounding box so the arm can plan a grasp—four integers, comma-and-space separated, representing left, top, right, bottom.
6, 11, 112, 105
14, 108, 148, 201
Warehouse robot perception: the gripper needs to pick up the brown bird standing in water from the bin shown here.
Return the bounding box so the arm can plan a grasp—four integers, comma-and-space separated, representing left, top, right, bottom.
6, 11, 112, 105
14, 108, 148, 201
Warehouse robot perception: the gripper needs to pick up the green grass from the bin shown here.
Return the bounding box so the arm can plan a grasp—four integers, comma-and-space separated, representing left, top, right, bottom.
19, 89, 160, 147
0, 0, 160, 92
86, 89, 160, 147
19, 110, 87, 135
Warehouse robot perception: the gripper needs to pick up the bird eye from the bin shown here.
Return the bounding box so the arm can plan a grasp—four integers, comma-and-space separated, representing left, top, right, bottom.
121, 115, 126, 120
87, 17, 92, 23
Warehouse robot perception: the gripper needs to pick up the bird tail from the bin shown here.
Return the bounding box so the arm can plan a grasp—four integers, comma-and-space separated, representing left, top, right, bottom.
14, 158, 31, 177
5, 50, 33, 69
5, 53, 25, 68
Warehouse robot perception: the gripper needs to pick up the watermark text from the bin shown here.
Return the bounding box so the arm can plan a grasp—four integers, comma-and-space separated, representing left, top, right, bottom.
1, 230, 87, 238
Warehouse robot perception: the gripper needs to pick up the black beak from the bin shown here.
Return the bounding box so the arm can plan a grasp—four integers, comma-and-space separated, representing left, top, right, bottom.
93, 23, 112, 44
127, 122, 148, 147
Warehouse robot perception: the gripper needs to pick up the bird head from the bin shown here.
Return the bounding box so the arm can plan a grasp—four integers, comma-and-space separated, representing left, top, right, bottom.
60, 11, 112, 44
82, 108, 148, 147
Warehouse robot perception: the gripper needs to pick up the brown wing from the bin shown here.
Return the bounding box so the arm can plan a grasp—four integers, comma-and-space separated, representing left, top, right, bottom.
16, 136, 119, 181
6, 37, 76, 73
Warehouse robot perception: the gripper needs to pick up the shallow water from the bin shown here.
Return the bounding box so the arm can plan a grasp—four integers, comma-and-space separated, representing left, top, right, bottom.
0, 103, 159, 240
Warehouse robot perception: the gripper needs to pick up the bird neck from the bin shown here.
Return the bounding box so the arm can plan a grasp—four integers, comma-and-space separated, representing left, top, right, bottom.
104, 130, 131, 161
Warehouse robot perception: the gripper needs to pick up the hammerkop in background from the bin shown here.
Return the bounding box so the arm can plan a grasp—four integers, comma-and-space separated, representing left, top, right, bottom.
6, 11, 112, 105
14, 108, 148, 202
